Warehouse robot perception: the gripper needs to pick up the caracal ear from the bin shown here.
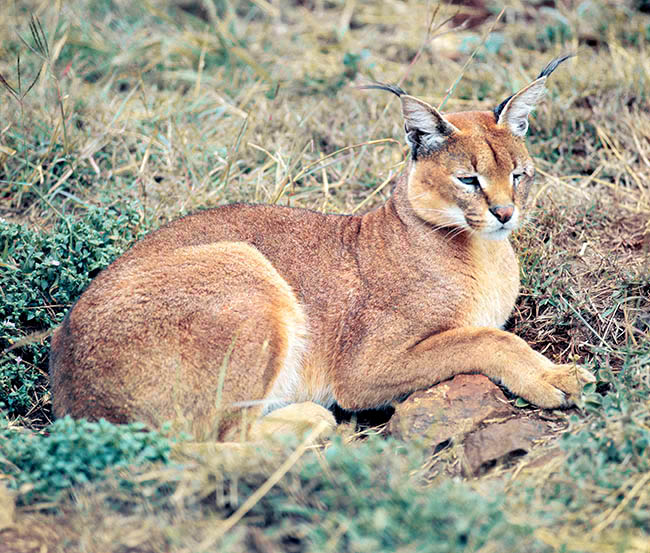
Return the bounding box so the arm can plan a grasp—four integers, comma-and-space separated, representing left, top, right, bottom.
400, 95, 459, 157
495, 78, 547, 137
357, 82, 458, 158
495, 54, 573, 137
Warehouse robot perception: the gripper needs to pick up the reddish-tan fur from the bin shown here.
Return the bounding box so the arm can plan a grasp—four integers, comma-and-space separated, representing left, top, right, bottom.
50, 57, 594, 439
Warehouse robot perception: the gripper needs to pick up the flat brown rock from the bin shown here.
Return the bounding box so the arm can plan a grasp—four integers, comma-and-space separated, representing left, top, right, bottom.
462, 418, 552, 475
387, 374, 555, 475
388, 374, 515, 445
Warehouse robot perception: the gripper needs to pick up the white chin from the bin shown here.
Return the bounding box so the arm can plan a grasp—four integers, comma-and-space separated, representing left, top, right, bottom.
482, 227, 513, 241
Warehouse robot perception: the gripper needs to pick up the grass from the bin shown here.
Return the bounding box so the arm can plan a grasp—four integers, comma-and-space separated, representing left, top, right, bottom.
0, 0, 649, 551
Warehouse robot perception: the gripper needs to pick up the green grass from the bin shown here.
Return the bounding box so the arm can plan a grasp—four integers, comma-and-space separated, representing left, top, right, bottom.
0, 0, 649, 551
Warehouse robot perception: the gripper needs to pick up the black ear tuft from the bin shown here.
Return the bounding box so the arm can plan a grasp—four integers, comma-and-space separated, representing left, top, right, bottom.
356, 82, 408, 98
537, 53, 574, 79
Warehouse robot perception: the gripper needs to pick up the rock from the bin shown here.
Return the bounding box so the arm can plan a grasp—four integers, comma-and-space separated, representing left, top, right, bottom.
388, 374, 515, 445
387, 374, 555, 475
518, 447, 566, 472
462, 418, 552, 475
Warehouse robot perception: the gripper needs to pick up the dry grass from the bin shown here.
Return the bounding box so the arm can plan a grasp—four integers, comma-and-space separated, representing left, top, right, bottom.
1, 0, 649, 551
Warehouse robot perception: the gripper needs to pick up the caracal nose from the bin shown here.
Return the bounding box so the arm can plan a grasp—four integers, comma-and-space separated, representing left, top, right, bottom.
489, 204, 515, 224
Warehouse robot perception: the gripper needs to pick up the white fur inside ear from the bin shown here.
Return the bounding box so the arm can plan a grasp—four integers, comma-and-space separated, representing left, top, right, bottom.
420, 131, 446, 151
401, 96, 458, 150
498, 78, 547, 137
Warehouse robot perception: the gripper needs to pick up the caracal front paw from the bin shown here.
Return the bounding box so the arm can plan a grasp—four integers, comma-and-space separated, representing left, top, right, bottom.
534, 364, 596, 408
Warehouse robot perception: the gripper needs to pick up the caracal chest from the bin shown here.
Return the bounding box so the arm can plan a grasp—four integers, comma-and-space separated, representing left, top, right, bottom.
464, 239, 520, 329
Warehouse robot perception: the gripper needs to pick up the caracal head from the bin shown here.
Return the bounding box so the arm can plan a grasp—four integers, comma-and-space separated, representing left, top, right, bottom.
372, 55, 571, 240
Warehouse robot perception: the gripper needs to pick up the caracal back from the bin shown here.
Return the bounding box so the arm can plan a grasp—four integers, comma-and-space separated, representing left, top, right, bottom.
50, 55, 594, 439
50, 242, 307, 440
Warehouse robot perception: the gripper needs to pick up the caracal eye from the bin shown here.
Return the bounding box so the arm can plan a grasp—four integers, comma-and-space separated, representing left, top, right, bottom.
458, 176, 481, 189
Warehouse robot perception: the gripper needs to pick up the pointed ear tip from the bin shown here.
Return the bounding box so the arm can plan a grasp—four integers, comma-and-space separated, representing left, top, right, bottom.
400, 94, 437, 112
531, 75, 548, 88
400, 94, 426, 104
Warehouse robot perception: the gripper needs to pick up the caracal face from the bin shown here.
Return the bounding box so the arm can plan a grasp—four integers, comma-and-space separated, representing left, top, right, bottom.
378, 57, 574, 241
408, 110, 535, 240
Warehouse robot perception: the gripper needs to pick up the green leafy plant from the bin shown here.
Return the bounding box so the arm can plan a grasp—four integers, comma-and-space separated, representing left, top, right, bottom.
0, 203, 148, 421
516, 364, 650, 542
299, 437, 523, 553
556, 367, 649, 519
0, 415, 171, 504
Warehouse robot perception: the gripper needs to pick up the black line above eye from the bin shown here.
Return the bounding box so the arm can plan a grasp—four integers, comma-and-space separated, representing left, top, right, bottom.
458, 176, 481, 187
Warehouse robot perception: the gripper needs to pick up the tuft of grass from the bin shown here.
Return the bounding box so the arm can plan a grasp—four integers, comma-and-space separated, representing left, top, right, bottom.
2, 434, 534, 552
3, 369, 648, 553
